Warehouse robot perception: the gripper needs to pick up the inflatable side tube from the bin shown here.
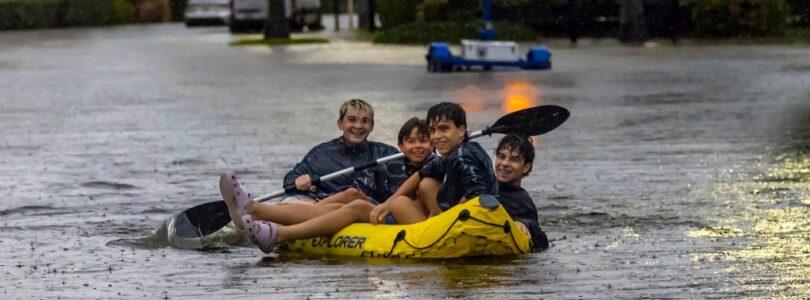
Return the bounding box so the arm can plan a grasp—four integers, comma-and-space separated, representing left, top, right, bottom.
280, 196, 531, 258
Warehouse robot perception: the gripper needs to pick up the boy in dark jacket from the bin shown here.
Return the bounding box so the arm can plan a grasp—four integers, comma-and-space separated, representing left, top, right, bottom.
494, 133, 549, 251
281, 98, 398, 203
369, 102, 498, 223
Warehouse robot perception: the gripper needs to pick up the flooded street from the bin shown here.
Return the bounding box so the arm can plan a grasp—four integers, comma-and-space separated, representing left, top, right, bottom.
1, 24, 808, 298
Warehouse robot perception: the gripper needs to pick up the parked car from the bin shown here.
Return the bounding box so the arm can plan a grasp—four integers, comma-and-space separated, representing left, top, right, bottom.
229, 0, 322, 33
184, 0, 231, 26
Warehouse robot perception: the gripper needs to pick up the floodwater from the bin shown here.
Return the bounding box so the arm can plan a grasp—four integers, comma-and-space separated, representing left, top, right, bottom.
1, 24, 808, 299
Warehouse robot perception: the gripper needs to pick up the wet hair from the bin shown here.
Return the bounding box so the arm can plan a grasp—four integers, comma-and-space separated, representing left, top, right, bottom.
496, 133, 535, 175
397, 117, 429, 144
339, 98, 374, 123
426, 102, 467, 131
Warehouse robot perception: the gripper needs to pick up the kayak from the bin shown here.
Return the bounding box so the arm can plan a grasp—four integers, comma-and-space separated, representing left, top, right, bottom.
279, 195, 531, 258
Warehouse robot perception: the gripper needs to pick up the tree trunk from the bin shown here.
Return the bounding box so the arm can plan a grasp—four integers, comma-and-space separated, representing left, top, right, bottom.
617, 0, 646, 44
265, 0, 290, 39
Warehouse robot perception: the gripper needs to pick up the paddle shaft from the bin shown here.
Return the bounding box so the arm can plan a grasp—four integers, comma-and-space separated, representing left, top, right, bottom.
251, 129, 489, 203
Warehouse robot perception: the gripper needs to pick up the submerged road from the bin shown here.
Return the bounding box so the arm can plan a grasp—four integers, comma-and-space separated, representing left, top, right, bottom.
1, 24, 808, 298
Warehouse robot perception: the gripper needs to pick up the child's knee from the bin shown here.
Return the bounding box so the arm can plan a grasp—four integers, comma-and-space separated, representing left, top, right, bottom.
418, 178, 440, 189
388, 196, 412, 208
345, 200, 373, 214
343, 187, 366, 198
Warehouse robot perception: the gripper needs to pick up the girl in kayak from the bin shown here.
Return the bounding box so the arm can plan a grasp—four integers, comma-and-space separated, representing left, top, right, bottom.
230, 102, 500, 253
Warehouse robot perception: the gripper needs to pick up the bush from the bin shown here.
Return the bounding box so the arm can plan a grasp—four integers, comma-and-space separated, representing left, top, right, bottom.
683, 0, 788, 37
112, 0, 136, 24
376, 0, 421, 29
16, 0, 61, 28
0, 0, 136, 30
418, 0, 478, 23
787, 0, 810, 26
62, 0, 114, 26
373, 21, 538, 44
134, 0, 171, 23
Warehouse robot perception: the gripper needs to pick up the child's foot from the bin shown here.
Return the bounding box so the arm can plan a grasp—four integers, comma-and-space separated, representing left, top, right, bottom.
242, 215, 278, 254
219, 172, 253, 231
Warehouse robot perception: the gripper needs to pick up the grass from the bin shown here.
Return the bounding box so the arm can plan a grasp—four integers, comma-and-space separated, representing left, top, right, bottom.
230, 38, 329, 46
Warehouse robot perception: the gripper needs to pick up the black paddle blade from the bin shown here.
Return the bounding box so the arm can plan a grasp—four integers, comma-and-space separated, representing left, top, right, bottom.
489, 105, 570, 137
174, 200, 231, 238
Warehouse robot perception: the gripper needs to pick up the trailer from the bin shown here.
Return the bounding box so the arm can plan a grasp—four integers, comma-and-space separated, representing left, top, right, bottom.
426, 41, 551, 72
425, 0, 552, 73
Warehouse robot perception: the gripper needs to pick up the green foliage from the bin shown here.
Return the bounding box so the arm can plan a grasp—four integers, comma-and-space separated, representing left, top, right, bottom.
112, 0, 135, 24
415, 0, 567, 22
168, 0, 187, 21
418, 0, 478, 23
682, 0, 789, 37
786, 0, 810, 25
376, 0, 421, 29
15, 0, 61, 28
373, 21, 537, 44
62, 0, 112, 26
0, 0, 135, 30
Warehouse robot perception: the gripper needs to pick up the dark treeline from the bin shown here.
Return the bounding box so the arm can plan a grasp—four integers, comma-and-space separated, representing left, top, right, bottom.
374, 0, 810, 41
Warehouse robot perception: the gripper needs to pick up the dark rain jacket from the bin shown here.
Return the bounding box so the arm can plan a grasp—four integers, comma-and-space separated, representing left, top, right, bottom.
419, 140, 498, 211
283, 137, 399, 200
357, 154, 439, 203
498, 182, 548, 251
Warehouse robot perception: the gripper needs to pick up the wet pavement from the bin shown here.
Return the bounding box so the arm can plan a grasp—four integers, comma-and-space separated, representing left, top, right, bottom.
1, 24, 809, 299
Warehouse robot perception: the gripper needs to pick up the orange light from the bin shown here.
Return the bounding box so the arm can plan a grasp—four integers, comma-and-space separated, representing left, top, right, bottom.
502, 82, 540, 113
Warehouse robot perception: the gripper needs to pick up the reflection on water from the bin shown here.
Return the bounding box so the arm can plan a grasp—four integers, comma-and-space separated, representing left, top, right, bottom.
687, 151, 810, 297
448, 81, 542, 115
502, 82, 540, 114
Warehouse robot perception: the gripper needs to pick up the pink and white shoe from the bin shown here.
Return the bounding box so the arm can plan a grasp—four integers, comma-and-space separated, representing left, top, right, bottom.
242, 215, 278, 254
219, 172, 253, 231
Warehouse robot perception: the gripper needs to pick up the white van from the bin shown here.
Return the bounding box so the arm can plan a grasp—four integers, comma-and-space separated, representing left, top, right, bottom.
229, 0, 321, 33
184, 0, 231, 26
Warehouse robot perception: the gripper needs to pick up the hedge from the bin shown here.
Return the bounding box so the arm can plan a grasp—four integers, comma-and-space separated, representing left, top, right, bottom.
376, 0, 421, 29
373, 21, 538, 44
682, 0, 788, 37
0, 0, 134, 30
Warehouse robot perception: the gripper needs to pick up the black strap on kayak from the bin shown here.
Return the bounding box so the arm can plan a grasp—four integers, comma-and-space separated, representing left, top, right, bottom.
467, 216, 529, 254
398, 214, 464, 252
385, 230, 407, 257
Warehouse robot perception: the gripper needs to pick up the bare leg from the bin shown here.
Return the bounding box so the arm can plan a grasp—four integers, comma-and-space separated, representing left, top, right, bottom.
386, 195, 428, 224
278, 194, 317, 205
247, 202, 344, 225
416, 178, 442, 217
275, 200, 376, 242
316, 188, 371, 206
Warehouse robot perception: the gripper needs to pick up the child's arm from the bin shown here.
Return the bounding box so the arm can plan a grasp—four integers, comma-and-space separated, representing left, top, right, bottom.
382, 172, 421, 204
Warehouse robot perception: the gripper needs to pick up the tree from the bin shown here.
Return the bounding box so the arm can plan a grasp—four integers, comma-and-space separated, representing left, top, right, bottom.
617, 0, 646, 43
265, 0, 289, 39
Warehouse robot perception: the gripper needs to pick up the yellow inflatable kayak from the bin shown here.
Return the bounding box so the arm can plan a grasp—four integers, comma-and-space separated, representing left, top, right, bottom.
279, 195, 531, 258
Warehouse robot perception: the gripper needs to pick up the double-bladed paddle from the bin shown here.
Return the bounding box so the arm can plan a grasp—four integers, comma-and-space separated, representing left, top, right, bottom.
170, 105, 570, 239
